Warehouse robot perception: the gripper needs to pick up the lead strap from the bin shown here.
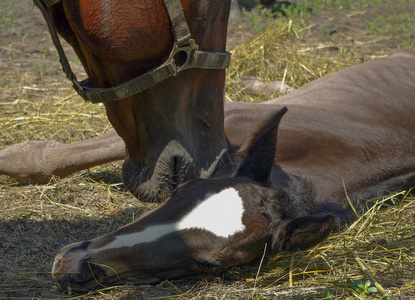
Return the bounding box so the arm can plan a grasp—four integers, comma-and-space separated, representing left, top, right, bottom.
33, 0, 82, 92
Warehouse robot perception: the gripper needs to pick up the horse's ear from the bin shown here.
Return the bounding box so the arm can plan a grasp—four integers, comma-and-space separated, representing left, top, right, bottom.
234, 107, 287, 184
270, 215, 335, 253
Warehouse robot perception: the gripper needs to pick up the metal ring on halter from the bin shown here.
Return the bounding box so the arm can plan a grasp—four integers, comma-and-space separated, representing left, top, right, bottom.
33, 0, 231, 104
168, 39, 199, 75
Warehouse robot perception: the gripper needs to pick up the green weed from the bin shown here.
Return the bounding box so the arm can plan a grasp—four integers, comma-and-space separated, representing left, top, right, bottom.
0, 0, 18, 26
243, 6, 275, 32
347, 279, 387, 299
35, 62, 51, 79
321, 0, 351, 9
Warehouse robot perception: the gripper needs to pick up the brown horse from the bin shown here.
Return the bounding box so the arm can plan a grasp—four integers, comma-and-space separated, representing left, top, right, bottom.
32, 0, 232, 202
2, 0, 414, 292
52, 51, 415, 291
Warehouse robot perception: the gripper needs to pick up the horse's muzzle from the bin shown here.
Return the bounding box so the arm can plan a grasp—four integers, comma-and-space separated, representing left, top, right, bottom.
122, 140, 223, 202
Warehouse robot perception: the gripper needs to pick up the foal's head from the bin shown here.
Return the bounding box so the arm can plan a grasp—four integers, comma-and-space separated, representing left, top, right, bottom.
52, 107, 335, 292
49, 0, 232, 202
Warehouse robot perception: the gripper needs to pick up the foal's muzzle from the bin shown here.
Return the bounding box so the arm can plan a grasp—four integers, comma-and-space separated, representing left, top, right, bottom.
55, 259, 109, 292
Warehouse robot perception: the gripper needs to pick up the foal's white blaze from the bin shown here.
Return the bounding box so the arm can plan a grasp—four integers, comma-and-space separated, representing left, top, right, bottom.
177, 188, 245, 237
96, 188, 245, 251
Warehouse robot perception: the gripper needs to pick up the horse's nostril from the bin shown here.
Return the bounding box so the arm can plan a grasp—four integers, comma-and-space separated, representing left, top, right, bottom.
122, 142, 197, 202
172, 156, 181, 189
170, 155, 194, 190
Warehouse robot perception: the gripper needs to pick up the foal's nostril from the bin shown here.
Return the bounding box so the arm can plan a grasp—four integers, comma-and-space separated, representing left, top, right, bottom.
52, 249, 92, 285
52, 257, 63, 280
56, 278, 67, 292
54, 260, 109, 292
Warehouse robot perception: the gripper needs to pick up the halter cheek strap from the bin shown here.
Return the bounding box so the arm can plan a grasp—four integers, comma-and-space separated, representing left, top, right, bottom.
33, 0, 231, 104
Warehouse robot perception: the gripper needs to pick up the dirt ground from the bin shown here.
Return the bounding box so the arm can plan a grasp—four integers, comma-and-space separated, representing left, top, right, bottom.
1, 0, 415, 299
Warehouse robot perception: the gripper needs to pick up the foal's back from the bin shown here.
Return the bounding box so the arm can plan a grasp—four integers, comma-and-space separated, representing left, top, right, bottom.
225, 51, 415, 206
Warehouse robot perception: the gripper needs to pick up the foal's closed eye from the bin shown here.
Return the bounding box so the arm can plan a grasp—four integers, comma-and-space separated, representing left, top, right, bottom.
197, 260, 224, 273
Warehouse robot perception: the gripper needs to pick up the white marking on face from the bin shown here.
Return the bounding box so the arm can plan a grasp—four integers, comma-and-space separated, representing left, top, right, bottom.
177, 188, 245, 237
95, 188, 246, 251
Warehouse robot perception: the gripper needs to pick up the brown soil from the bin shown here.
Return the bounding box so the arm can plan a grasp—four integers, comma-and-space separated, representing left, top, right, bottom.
0, 1, 414, 299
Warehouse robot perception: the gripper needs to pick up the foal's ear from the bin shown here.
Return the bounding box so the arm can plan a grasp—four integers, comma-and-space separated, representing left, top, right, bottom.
271, 215, 335, 253
234, 107, 287, 184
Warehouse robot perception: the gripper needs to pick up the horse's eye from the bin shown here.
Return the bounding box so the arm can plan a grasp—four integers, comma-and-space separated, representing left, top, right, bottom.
196, 260, 224, 273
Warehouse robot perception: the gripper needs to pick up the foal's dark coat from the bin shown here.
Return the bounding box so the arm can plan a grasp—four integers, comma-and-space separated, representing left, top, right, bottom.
51, 106, 338, 291
226, 52, 415, 207
51, 53, 415, 290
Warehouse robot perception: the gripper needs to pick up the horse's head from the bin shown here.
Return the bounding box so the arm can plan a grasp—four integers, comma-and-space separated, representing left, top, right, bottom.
48, 0, 231, 202
52, 107, 335, 292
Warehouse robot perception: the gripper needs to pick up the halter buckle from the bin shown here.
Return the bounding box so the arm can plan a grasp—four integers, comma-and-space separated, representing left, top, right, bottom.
168, 39, 199, 75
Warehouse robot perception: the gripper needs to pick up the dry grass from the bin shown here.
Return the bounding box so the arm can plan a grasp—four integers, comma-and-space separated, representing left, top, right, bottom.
0, 84, 110, 146
1, 1, 415, 299
2, 185, 413, 299
226, 17, 388, 103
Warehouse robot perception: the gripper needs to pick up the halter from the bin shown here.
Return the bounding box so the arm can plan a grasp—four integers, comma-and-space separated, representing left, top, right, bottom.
33, 0, 231, 103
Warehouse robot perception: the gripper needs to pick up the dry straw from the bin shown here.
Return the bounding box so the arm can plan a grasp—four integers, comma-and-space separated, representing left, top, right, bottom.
1, 13, 414, 300
226, 19, 362, 103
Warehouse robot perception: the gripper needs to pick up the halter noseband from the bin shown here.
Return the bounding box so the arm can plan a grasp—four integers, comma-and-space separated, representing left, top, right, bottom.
33, 0, 231, 103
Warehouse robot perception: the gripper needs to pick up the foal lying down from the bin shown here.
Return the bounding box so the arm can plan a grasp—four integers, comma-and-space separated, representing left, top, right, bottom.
53, 50, 415, 292
53, 108, 339, 291
0, 52, 413, 291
